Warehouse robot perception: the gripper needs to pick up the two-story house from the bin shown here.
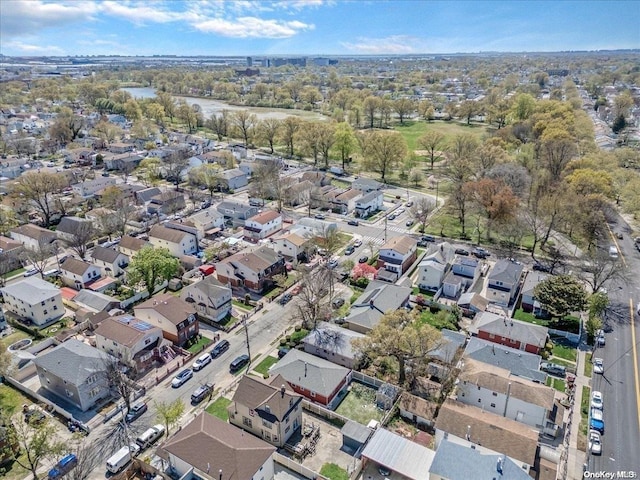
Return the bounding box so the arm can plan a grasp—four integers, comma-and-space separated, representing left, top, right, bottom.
56, 216, 94, 244
90, 246, 128, 277
94, 315, 163, 372
442, 257, 480, 298
486, 259, 524, 307
270, 231, 310, 260
180, 276, 232, 324
470, 311, 549, 355
118, 235, 149, 258
355, 190, 383, 218
0, 236, 23, 273
32, 340, 111, 411
228, 375, 303, 447
215, 246, 285, 293
376, 235, 418, 282
520, 271, 549, 317
352, 177, 382, 193
417, 242, 455, 292
220, 168, 248, 190
147, 191, 186, 215
0, 277, 64, 325
332, 189, 362, 214
159, 413, 276, 480
134, 293, 198, 346
187, 207, 225, 238
60, 258, 101, 289
72, 177, 116, 198
216, 201, 258, 226
148, 225, 197, 257
243, 210, 283, 242
10, 224, 57, 251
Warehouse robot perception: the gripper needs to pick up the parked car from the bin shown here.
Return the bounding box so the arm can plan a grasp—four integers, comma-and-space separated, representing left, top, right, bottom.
347, 219, 359, 226
229, 354, 250, 373
406, 201, 414, 207
540, 362, 566, 377
379, 466, 392, 476
314, 213, 326, 220
593, 358, 604, 374
591, 391, 603, 410
595, 329, 606, 346
23, 268, 39, 277
191, 384, 213, 404
48, 454, 77, 479
125, 402, 147, 423
279, 293, 293, 305
532, 261, 551, 272
353, 239, 363, 247
590, 408, 604, 434
328, 258, 339, 269
405, 219, 414, 227
171, 369, 193, 388
211, 339, 230, 358
455, 248, 469, 256
344, 245, 355, 255
589, 430, 602, 455
332, 298, 345, 309
192, 353, 212, 371
421, 235, 435, 243
278, 347, 290, 359
358, 256, 369, 264
472, 247, 490, 259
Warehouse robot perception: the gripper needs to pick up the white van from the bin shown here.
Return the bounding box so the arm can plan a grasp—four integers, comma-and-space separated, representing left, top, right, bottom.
608, 245, 618, 258
105, 444, 140, 474
136, 424, 165, 449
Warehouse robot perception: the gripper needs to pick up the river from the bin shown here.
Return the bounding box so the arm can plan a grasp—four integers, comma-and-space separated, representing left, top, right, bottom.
121, 87, 324, 121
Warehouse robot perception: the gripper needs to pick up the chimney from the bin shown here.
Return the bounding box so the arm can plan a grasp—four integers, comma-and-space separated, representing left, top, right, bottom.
496, 457, 503, 474
304, 362, 308, 377
281, 384, 286, 397
219, 469, 223, 480
369, 299, 374, 309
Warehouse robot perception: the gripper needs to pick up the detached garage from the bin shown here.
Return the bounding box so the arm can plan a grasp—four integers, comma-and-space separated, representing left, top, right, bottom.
341, 420, 373, 453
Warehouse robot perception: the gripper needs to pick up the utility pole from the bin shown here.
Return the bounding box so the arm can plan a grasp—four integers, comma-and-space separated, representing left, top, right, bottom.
384, 215, 388, 243
243, 316, 251, 368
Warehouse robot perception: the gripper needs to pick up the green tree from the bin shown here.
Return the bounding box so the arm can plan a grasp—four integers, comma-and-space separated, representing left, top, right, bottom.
189, 163, 224, 199
393, 98, 415, 124
361, 130, 407, 181
127, 247, 179, 294
231, 110, 258, 147
280, 117, 301, 158
534, 275, 587, 320
352, 309, 442, 385
257, 118, 281, 154
0, 342, 11, 376
332, 122, 357, 170
418, 130, 445, 170
587, 292, 609, 320
155, 399, 185, 435
511, 93, 536, 121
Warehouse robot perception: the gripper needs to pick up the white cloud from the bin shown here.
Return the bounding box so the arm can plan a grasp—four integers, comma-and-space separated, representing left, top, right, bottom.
3, 40, 64, 55
0, 0, 98, 38
99, 1, 185, 25
193, 16, 314, 38
341, 35, 422, 55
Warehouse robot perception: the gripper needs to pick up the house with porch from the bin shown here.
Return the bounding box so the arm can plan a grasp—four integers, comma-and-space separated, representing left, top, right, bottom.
60, 258, 101, 289
90, 246, 128, 277
416, 242, 455, 292
134, 294, 198, 347
486, 259, 524, 307
376, 235, 418, 282
520, 271, 549, 317
243, 210, 282, 242
215, 246, 285, 293
180, 276, 232, 324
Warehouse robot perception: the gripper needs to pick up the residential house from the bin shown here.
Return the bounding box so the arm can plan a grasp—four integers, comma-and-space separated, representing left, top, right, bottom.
72, 289, 122, 314
228, 375, 303, 447
158, 412, 276, 480
456, 359, 562, 435
361, 428, 435, 480
398, 392, 438, 430
55, 216, 93, 244
428, 329, 467, 379
216, 201, 259, 226
134, 293, 198, 346
0, 277, 64, 326
344, 281, 411, 334
148, 225, 197, 257
72, 177, 116, 198
441, 257, 480, 299
9, 224, 56, 250
243, 210, 282, 242
220, 168, 248, 190
332, 189, 362, 214
456, 292, 488, 317
355, 190, 383, 217
90, 246, 128, 277
294, 217, 337, 237
376, 235, 418, 282
95, 315, 163, 372
181, 276, 232, 324
470, 311, 548, 354
60, 258, 101, 289
434, 399, 538, 474
118, 235, 149, 258
352, 177, 383, 193
135, 187, 162, 206
32, 340, 110, 412
270, 231, 310, 260
429, 439, 531, 480
269, 349, 351, 410
103, 153, 143, 172
286, 180, 313, 206
215, 246, 285, 293
521, 271, 549, 316
486, 259, 524, 307
463, 337, 546, 383
417, 242, 455, 292
187, 207, 225, 238
147, 191, 186, 215
300, 171, 331, 186
0, 236, 23, 273
108, 142, 134, 154
164, 219, 202, 242
302, 322, 365, 369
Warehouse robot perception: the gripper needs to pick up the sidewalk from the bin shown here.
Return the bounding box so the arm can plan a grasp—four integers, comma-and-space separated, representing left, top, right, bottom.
566, 343, 589, 479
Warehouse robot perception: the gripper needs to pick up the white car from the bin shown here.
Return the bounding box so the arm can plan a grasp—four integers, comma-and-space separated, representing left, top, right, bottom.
591, 407, 603, 422
192, 353, 212, 371
171, 369, 193, 388
593, 358, 604, 375
591, 391, 604, 410
589, 430, 602, 455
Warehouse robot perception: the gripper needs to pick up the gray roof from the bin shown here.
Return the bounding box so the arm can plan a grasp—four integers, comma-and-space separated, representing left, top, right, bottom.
521, 271, 549, 296
182, 276, 231, 302
353, 177, 382, 190
56, 216, 91, 235
302, 322, 365, 361
91, 246, 122, 264
32, 339, 109, 386
346, 281, 411, 331
356, 190, 383, 204
429, 329, 466, 363
1, 277, 60, 304
73, 289, 121, 312
269, 349, 350, 398
463, 337, 546, 383
471, 312, 548, 350
189, 207, 223, 224
429, 439, 531, 480
217, 201, 254, 215
489, 259, 524, 284
136, 187, 161, 203
361, 428, 435, 480
220, 168, 246, 179
341, 420, 373, 444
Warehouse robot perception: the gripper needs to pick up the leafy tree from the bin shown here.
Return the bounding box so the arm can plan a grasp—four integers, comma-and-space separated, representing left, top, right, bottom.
511, 93, 536, 121
332, 122, 357, 170
457, 100, 479, 125
534, 274, 587, 320
11, 171, 66, 227
127, 247, 179, 294
363, 96, 381, 129
410, 197, 436, 233
418, 130, 445, 170
361, 130, 407, 181
465, 178, 518, 241
353, 309, 442, 385
280, 117, 301, 158
155, 399, 185, 435
585, 316, 604, 346
207, 110, 230, 142
257, 118, 281, 154
611, 113, 626, 134
100, 186, 138, 237
588, 291, 609, 320
393, 98, 415, 124
231, 110, 258, 147
316, 122, 336, 169
189, 163, 224, 199
136, 157, 162, 187
0, 206, 18, 236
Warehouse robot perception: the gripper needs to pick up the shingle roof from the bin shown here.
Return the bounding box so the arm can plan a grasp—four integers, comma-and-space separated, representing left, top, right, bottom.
91, 246, 122, 264
32, 339, 109, 386
302, 322, 365, 361
471, 312, 548, 349
346, 281, 411, 331
231, 375, 302, 422
248, 210, 281, 224
399, 392, 438, 421
158, 412, 275, 479
183, 276, 231, 302
429, 328, 466, 363
356, 190, 382, 204
61, 257, 94, 276
1, 277, 60, 304
73, 289, 120, 312
429, 439, 531, 480
0, 235, 22, 251
10, 224, 56, 242
488, 258, 524, 284
276, 231, 308, 247
56, 216, 91, 235
435, 399, 539, 466
95, 316, 160, 348
521, 271, 549, 296
269, 349, 350, 398
220, 246, 281, 273
149, 225, 189, 244
380, 235, 417, 255
118, 235, 148, 252
135, 293, 196, 325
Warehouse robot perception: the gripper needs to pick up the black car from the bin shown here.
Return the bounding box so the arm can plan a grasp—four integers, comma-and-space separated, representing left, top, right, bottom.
332, 298, 345, 309
421, 235, 436, 243
472, 247, 490, 259
344, 245, 355, 255
347, 219, 359, 226
532, 261, 551, 273
125, 402, 147, 423
455, 248, 469, 256
278, 347, 290, 359
230, 354, 250, 373
211, 339, 230, 358
279, 293, 293, 305
358, 256, 369, 264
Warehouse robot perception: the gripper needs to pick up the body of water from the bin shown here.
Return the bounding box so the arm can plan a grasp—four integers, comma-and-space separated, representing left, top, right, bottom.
121, 87, 324, 121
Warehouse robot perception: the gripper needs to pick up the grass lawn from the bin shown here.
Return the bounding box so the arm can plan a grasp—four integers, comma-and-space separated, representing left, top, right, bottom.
253, 356, 279, 376
319, 463, 349, 480
335, 382, 384, 425
395, 120, 488, 152
232, 299, 252, 310
0, 383, 33, 415
546, 377, 565, 392
513, 309, 551, 327
187, 336, 212, 354
584, 357, 593, 378
205, 397, 232, 421
416, 308, 458, 331
550, 357, 576, 368
1, 267, 25, 279
0, 329, 30, 348
578, 385, 590, 451
552, 343, 577, 362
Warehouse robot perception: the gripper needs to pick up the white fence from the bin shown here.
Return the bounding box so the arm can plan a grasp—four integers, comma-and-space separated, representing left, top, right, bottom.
351, 371, 385, 389
549, 328, 581, 346
273, 452, 329, 480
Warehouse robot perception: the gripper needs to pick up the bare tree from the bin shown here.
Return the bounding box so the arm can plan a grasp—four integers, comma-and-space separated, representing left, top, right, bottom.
410, 197, 436, 233
63, 222, 95, 259
11, 171, 66, 227
293, 267, 332, 330
163, 152, 189, 190
20, 239, 57, 277
578, 251, 627, 293
103, 356, 136, 415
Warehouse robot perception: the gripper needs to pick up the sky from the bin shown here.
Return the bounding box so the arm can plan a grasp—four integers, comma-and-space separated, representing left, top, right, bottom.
1, 0, 639, 57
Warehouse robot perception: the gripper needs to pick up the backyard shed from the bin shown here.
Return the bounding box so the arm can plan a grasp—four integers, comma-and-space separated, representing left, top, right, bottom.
376, 383, 399, 410
341, 420, 373, 453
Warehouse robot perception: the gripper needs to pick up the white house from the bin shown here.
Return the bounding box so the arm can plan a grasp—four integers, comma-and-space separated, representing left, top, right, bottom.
118, 235, 149, 258
376, 235, 418, 282
60, 258, 101, 289
9, 224, 57, 251
72, 177, 116, 198
148, 225, 197, 257
355, 191, 384, 217
0, 277, 64, 325
180, 276, 232, 323
90, 246, 129, 277
270, 230, 309, 259
332, 189, 362, 214
243, 210, 282, 242
187, 207, 225, 237
417, 242, 455, 291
